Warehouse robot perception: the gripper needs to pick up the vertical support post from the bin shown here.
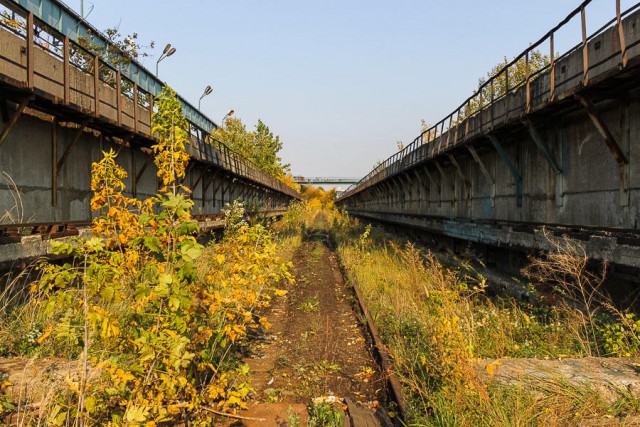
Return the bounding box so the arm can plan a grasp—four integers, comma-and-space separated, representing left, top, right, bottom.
555, 124, 565, 207
93, 55, 100, 118
26, 12, 34, 89
581, 6, 589, 86
63, 36, 70, 104
133, 83, 138, 133
131, 148, 137, 198
618, 96, 630, 207
490, 78, 495, 128
116, 70, 122, 126
550, 32, 556, 101
437, 120, 445, 154
504, 65, 510, 121
445, 115, 452, 150
525, 50, 531, 113
617, 0, 628, 67
52, 119, 57, 206
453, 109, 460, 146
504, 63, 509, 94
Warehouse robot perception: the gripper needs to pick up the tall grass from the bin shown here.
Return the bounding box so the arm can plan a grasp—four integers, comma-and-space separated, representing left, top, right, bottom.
334, 216, 640, 426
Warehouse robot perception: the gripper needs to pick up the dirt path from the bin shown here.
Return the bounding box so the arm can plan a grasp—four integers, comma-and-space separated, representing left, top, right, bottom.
243, 231, 385, 422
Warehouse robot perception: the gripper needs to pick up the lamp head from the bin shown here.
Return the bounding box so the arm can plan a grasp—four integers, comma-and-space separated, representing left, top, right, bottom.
204, 85, 213, 95
162, 43, 171, 54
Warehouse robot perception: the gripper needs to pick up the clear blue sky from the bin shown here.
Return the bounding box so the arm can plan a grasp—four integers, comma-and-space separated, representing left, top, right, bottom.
75, 0, 628, 178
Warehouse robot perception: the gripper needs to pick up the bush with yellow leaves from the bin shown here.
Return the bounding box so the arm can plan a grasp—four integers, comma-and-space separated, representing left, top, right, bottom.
22, 86, 292, 426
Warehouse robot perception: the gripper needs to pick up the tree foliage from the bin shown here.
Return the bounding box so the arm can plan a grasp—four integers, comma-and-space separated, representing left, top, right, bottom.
461, 50, 550, 119
300, 186, 336, 211
210, 117, 290, 179
151, 85, 191, 194
78, 26, 154, 70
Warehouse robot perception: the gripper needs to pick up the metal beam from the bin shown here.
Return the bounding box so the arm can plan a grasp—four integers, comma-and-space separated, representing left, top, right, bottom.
134, 154, 154, 198
575, 94, 628, 166
51, 119, 57, 206
488, 135, 521, 181
191, 166, 209, 194
424, 166, 438, 189
467, 145, 495, 207
434, 161, 455, 193
0, 97, 30, 146
467, 146, 494, 184
447, 153, 471, 189
56, 120, 90, 171
523, 118, 562, 173
411, 168, 429, 209
488, 134, 522, 207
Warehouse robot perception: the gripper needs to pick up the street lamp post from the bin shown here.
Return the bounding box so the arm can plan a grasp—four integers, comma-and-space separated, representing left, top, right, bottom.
198, 85, 213, 110
220, 110, 234, 127
156, 43, 176, 77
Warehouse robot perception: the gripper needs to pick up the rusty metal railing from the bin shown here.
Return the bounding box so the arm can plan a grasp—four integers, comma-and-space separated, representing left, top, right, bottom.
339, 0, 640, 200
0, 0, 299, 199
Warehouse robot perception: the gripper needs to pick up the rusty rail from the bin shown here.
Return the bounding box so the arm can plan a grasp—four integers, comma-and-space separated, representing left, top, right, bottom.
0, 209, 288, 247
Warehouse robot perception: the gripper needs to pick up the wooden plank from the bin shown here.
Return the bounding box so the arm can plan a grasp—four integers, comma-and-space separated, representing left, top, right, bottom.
345, 398, 381, 427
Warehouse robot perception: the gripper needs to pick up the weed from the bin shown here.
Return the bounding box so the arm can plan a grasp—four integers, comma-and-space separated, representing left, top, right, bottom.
300, 329, 317, 339
299, 295, 319, 312
332, 209, 640, 425
265, 388, 283, 403
287, 405, 301, 427
523, 230, 609, 356
276, 355, 292, 368
307, 402, 342, 427
313, 360, 340, 375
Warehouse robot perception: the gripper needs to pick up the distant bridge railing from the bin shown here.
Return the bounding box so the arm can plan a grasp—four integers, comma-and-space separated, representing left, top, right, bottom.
0, 0, 299, 199
293, 177, 360, 185
339, 0, 640, 200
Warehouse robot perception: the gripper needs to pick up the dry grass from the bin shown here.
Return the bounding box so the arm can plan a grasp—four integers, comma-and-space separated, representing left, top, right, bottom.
334, 217, 640, 426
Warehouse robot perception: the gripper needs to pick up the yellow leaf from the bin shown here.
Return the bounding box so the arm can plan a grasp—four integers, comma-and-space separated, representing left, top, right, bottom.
125, 405, 149, 422
485, 359, 501, 376
36, 326, 53, 344
65, 376, 79, 392
167, 405, 181, 415
84, 396, 96, 413
216, 254, 225, 265
274, 289, 288, 297
522, 312, 531, 325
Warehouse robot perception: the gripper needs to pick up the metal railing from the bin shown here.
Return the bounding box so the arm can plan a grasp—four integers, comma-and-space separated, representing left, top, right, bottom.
340, 0, 639, 200
0, 0, 299, 199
